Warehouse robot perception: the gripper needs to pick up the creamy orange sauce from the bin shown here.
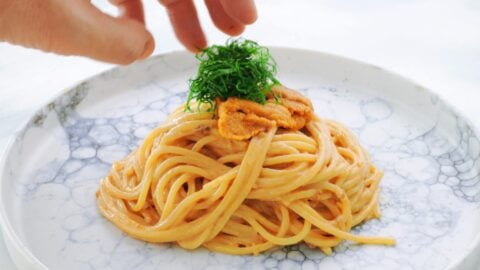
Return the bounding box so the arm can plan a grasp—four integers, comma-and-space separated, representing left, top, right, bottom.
217, 86, 313, 140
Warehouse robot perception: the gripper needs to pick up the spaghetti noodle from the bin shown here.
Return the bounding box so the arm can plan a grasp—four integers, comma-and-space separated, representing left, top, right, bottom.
96, 86, 395, 255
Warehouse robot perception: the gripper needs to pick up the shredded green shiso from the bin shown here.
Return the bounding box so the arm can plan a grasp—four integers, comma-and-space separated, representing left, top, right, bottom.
186, 39, 280, 111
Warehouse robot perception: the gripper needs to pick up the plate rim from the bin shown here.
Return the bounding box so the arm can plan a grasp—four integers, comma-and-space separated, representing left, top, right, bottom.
1, 47, 479, 270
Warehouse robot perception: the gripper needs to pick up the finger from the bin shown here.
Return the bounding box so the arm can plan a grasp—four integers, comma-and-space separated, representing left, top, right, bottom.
160, 0, 207, 52
205, 0, 245, 36
2, 0, 153, 64
220, 0, 257, 25
75, 2, 155, 63
40, 1, 154, 64
109, 0, 145, 24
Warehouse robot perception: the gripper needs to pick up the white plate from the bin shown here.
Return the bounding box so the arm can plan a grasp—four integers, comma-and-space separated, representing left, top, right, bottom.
1, 48, 480, 270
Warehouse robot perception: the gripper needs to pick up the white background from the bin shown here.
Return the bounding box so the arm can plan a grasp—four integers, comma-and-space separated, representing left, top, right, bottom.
0, 0, 479, 268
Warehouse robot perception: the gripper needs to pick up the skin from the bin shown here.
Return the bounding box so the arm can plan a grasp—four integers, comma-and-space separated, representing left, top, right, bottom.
0, 0, 257, 64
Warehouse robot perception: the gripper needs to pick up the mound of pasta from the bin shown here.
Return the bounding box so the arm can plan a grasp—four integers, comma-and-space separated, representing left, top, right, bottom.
96, 84, 395, 255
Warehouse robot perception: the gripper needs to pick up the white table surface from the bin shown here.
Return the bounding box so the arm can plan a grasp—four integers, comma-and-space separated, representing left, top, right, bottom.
1, 0, 479, 269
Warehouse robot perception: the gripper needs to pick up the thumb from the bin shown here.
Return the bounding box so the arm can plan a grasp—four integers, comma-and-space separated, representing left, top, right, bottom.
1, 0, 155, 65
59, 1, 155, 64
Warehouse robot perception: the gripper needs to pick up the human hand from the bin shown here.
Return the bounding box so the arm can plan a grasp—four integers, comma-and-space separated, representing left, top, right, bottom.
0, 0, 257, 65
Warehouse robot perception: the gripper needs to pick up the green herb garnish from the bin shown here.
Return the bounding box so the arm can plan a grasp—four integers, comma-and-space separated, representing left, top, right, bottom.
186, 39, 280, 111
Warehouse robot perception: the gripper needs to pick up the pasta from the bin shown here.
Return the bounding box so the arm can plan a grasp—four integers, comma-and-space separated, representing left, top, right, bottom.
96, 87, 395, 255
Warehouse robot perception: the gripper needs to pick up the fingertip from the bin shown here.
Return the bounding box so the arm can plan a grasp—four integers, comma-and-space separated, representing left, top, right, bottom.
196, 34, 208, 50
221, 0, 257, 25
163, 0, 207, 53
115, 25, 156, 64
232, 24, 246, 36
204, 0, 246, 36
241, 11, 257, 25
224, 24, 245, 36
139, 34, 155, 60
183, 35, 207, 53
236, 4, 257, 25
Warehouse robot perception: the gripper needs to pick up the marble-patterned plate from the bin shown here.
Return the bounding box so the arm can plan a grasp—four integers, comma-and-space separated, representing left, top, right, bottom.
1, 48, 480, 270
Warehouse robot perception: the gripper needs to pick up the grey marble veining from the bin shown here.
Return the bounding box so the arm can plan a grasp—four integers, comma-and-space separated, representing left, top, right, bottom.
1, 49, 480, 270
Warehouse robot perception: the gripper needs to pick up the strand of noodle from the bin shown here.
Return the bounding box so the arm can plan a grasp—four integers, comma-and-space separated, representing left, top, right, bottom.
272, 134, 316, 145
281, 189, 318, 203
159, 120, 216, 145
217, 153, 245, 164
221, 221, 258, 238
150, 170, 238, 231
233, 206, 279, 232
103, 176, 140, 200
251, 122, 332, 197
289, 219, 342, 248
192, 135, 218, 152
352, 189, 381, 226
160, 173, 195, 220
204, 128, 276, 242
152, 165, 213, 213
134, 156, 204, 212
205, 237, 275, 255
276, 204, 290, 236
138, 112, 212, 163
259, 162, 308, 178
267, 142, 300, 155
281, 141, 317, 153
194, 178, 232, 209
263, 154, 317, 166
235, 206, 312, 245
288, 201, 395, 245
